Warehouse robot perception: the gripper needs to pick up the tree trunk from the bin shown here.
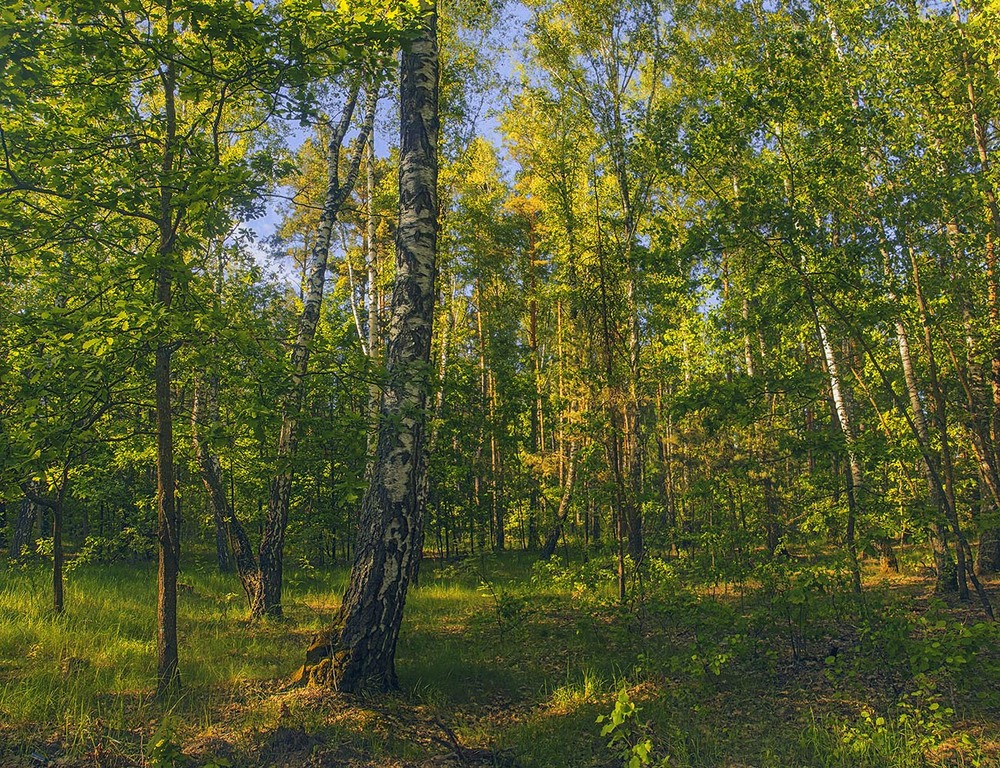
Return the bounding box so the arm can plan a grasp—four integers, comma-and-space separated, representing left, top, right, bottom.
22, 471, 69, 613
528, 223, 543, 551
190, 376, 261, 606
977, 527, 1000, 575
910, 252, 972, 601
156, 9, 180, 693
817, 322, 863, 593
8, 493, 38, 559
540, 446, 576, 560
51, 484, 65, 614
252, 80, 377, 619
294, 4, 438, 693
191, 377, 233, 574
895, 317, 957, 592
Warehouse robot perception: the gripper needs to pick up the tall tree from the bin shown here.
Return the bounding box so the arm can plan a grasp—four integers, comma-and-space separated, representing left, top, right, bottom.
296, 0, 439, 692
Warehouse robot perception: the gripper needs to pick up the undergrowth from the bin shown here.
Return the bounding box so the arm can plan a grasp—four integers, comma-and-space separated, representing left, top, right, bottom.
1, 550, 998, 767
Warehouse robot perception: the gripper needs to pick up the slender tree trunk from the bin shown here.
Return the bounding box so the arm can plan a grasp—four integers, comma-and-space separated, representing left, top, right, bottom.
295, 4, 438, 692
191, 378, 233, 574
22, 472, 69, 613
977, 527, 1000, 574
253, 81, 377, 619
417, 277, 452, 583
8, 493, 38, 559
51, 477, 67, 614
540, 445, 576, 560
491, 425, 505, 551
190, 386, 261, 605
474, 283, 488, 547
817, 323, 863, 593
910, 253, 971, 600
527, 222, 543, 550
156, 10, 180, 692
895, 317, 957, 591
155, 337, 179, 692
593, 161, 633, 593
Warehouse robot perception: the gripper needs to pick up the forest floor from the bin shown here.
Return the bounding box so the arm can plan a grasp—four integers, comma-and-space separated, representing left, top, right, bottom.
2, 549, 1000, 767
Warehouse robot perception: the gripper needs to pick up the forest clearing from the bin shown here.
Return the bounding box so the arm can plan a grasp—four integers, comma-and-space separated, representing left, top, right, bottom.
3, 0, 1000, 765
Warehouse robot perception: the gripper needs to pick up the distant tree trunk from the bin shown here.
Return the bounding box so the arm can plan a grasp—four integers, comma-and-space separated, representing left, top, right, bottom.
527, 221, 543, 551
51, 480, 65, 613
816, 322, 863, 593
624, 397, 643, 561
490, 400, 505, 552
764, 478, 782, 557
8, 493, 38, 559
592, 161, 634, 592
252, 80, 377, 619
895, 317, 957, 592
420, 278, 452, 579
977, 527, 1000, 575
910, 253, 972, 601
191, 377, 233, 574
22, 467, 69, 613
540, 445, 576, 560
294, 3, 438, 692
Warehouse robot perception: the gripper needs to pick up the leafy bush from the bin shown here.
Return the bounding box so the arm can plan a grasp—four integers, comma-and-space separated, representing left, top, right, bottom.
66, 527, 155, 572
531, 554, 619, 599
597, 688, 663, 768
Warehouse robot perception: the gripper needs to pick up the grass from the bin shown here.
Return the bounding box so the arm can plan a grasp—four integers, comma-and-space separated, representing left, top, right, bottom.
1, 550, 1000, 767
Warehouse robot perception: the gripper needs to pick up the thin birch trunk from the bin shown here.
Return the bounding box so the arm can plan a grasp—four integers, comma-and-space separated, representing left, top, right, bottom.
817, 322, 863, 594
254, 79, 377, 619
540, 445, 576, 560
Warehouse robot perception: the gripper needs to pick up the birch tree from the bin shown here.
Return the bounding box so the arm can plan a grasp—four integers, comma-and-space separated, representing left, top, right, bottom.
295, 0, 439, 692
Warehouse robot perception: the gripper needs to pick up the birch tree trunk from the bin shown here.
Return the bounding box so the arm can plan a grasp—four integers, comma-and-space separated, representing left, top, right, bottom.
253, 81, 377, 619
295, 2, 438, 692
895, 318, 957, 592
816, 323, 863, 594
540, 445, 576, 560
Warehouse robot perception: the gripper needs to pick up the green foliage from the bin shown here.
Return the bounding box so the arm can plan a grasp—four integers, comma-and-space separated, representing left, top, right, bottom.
531, 554, 619, 599
148, 732, 188, 768
65, 528, 155, 573
597, 688, 660, 768
477, 577, 530, 644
